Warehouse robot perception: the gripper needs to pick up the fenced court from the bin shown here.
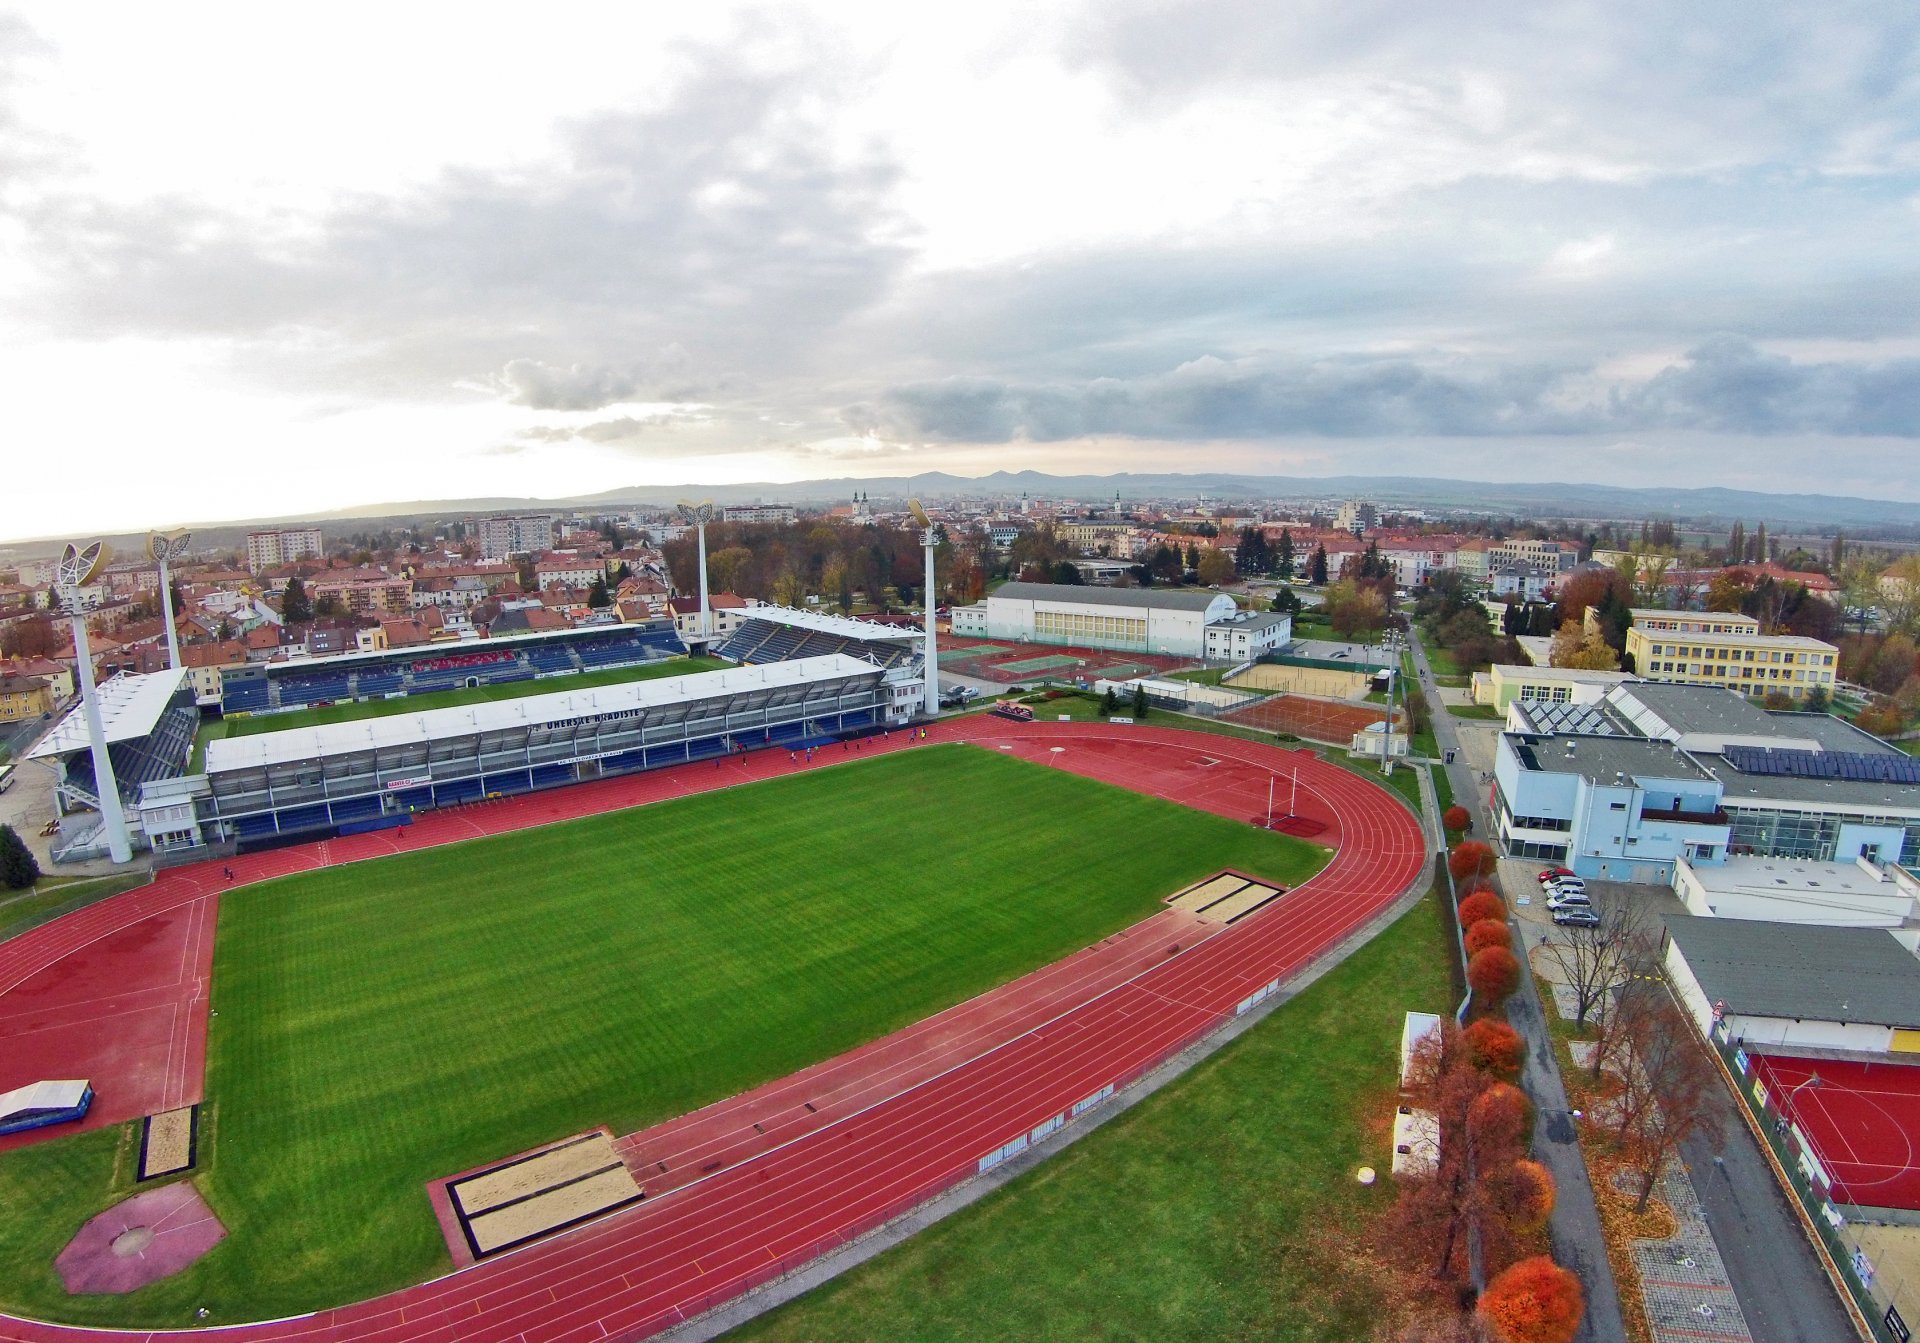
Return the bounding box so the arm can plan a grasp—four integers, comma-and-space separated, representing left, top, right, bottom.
994, 653, 1084, 675
1749, 1054, 1920, 1212
935, 638, 1201, 684
1221, 694, 1401, 744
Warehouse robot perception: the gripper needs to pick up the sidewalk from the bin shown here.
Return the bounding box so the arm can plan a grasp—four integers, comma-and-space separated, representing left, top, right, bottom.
1411, 628, 1628, 1343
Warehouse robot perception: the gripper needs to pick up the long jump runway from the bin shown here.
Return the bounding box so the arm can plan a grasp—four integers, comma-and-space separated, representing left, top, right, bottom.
0, 720, 1426, 1343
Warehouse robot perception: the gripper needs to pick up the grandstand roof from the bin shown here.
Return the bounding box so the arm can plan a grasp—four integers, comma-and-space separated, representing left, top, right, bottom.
204, 653, 883, 773
245, 621, 667, 676
741, 607, 920, 642
26, 668, 189, 761
988, 582, 1226, 612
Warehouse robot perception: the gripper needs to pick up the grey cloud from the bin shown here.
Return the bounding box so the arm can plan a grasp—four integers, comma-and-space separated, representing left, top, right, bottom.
1622, 336, 1920, 435
12, 44, 908, 403
876, 342, 1920, 443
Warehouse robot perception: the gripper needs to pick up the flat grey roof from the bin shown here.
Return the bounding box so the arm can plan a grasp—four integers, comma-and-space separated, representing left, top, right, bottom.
205, 654, 882, 773
988, 582, 1224, 612
1208, 611, 1293, 631
1612, 683, 1786, 738
1768, 711, 1908, 757
1665, 913, 1920, 1028
1690, 753, 1920, 812
1508, 733, 1713, 785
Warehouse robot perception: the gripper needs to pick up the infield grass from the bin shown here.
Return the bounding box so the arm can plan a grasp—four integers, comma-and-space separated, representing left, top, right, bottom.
191, 655, 725, 768
0, 744, 1324, 1325
732, 892, 1452, 1343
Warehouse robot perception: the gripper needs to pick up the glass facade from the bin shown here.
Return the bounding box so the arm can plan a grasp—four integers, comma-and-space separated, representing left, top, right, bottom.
1725, 806, 1920, 866
1032, 609, 1149, 652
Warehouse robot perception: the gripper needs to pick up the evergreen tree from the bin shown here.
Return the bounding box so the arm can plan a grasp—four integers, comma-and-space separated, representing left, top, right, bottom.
1754, 522, 1769, 565
281, 576, 313, 624
1726, 521, 1745, 566
1100, 687, 1118, 716
1185, 543, 1201, 570
1276, 528, 1295, 578
0, 825, 39, 890
1830, 533, 1845, 571
586, 577, 612, 609
1308, 546, 1329, 585
1131, 682, 1149, 719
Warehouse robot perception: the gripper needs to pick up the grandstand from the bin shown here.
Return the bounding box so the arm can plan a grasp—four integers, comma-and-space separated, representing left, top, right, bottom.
201, 654, 923, 848
717, 607, 919, 669
218, 621, 682, 716
25, 669, 202, 862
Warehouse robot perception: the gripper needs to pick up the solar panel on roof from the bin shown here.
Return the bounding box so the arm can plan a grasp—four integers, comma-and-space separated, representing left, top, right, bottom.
1721, 745, 1920, 784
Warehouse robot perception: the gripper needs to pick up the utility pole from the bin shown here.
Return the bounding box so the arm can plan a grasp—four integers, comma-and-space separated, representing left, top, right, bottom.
909, 499, 940, 717
676, 501, 715, 645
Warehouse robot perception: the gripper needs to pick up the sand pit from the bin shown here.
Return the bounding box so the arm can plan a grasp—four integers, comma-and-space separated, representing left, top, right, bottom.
139, 1106, 198, 1180
445, 1132, 643, 1260
1163, 871, 1284, 924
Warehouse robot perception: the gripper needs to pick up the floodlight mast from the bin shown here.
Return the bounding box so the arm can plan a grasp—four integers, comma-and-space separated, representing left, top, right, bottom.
147, 529, 190, 671
58, 542, 133, 864
676, 501, 715, 645
909, 499, 939, 716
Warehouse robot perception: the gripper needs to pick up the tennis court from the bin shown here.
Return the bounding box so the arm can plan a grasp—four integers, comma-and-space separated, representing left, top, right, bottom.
995, 654, 1085, 675
939, 645, 1008, 663
1751, 1053, 1920, 1210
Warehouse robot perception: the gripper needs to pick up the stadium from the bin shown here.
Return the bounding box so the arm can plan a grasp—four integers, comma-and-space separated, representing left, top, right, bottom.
0, 607, 1428, 1341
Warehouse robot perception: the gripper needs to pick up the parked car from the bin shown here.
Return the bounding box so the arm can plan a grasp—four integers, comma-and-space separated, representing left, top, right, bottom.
1541, 875, 1586, 895
1546, 891, 1592, 911
1552, 906, 1601, 927
1537, 866, 1577, 886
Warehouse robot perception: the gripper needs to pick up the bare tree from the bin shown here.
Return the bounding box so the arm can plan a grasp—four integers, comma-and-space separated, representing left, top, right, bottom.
1598, 988, 1722, 1213
1536, 892, 1652, 1030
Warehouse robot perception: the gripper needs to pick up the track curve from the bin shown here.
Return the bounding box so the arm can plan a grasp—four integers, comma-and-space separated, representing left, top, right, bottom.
0, 719, 1428, 1343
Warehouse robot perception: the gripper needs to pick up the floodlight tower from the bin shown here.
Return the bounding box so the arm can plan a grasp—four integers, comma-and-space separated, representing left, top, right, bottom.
147, 529, 191, 671
57, 541, 133, 864
909, 499, 940, 716
676, 500, 715, 644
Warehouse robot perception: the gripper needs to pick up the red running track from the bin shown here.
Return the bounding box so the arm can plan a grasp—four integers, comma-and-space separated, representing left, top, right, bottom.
0, 719, 1426, 1342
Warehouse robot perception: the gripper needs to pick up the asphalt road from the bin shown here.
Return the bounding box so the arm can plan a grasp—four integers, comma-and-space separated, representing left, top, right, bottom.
1680, 1073, 1860, 1343
1410, 625, 1861, 1343
1410, 630, 1629, 1343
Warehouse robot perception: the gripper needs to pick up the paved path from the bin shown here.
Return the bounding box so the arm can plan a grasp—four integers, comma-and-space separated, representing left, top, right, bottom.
1678, 1078, 1860, 1343
1634, 1163, 1753, 1343
1410, 630, 1628, 1343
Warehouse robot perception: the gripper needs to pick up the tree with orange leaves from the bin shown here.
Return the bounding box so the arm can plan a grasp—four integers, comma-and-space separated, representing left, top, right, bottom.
1468, 945, 1521, 1001
1465, 921, 1511, 955
1449, 841, 1496, 882
1477, 1255, 1584, 1343
1456, 890, 1507, 928
1443, 804, 1472, 833
1462, 1017, 1524, 1079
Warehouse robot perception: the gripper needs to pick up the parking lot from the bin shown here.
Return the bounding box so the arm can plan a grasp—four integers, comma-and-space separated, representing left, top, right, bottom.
1498, 853, 1687, 961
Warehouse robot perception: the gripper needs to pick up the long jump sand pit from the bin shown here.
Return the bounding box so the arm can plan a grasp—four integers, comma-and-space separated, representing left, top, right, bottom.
138, 1106, 199, 1180
1165, 870, 1286, 924
441, 1131, 643, 1261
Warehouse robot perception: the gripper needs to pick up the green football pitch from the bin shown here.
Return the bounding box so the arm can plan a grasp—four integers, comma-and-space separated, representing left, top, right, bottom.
191, 655, 725, 768
0, 744, 1325, 1326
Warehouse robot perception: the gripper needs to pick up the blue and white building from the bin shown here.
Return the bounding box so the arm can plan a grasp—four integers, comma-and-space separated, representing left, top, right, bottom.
1493, 682, 1920, 882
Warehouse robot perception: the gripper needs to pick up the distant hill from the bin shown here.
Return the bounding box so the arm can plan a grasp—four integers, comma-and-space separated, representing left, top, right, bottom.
7, 471, 1920, 555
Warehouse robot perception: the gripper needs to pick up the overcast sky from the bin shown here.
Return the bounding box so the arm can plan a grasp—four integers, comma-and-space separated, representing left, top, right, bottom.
2, 2, 1918, 541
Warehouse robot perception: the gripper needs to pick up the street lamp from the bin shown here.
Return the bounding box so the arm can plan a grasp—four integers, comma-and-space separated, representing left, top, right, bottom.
675, 501, 715, 645
146, 529, 191, 671
57, 541, 133, 864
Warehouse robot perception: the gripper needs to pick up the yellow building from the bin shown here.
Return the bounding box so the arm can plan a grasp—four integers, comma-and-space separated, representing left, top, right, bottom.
0, 673, 53, 723
1622, 611, 1836, 702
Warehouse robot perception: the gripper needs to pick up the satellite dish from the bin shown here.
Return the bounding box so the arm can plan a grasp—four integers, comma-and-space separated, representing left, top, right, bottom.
57, 541, 111, 590
146, 529, 192, 563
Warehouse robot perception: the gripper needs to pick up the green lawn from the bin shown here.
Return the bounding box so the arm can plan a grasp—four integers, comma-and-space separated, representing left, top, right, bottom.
0, 875, 146, 942
732, 893, 1453, 1343
192, 655, 726, 768
0, 745, 1325, 1326
1448, 704, 1502, 720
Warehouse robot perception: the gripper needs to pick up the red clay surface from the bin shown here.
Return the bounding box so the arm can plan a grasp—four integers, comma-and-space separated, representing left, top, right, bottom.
54, 1182, 226, 1295
938, 637, 1200, 684
1219, 693, 1399, 744
0, 718, 1426, 1343
1749, 1053, 1920, 1211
